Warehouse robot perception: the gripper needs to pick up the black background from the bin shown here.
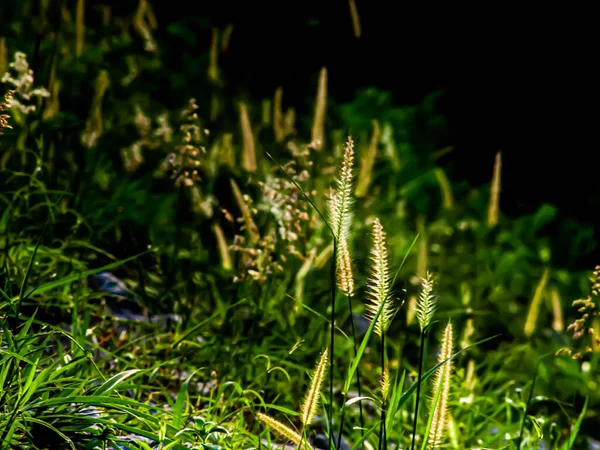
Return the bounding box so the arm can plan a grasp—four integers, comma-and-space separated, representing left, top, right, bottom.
2, 0, 597, 266
190, 1, 598, 266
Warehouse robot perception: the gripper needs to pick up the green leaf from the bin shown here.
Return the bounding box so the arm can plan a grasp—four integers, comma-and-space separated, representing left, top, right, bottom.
560, 397, 588, 450
93, 369, 143, 396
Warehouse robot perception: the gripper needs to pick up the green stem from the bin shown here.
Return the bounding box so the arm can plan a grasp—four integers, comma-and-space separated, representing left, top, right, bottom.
379, 332, 387, 450
516, 359, 541, 449
411, 330, 426, 450
347, 294, 365, 443
329, 239, 337, 449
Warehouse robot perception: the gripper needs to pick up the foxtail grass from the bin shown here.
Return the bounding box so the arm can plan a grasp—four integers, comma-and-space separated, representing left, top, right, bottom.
329, 136, 363, 447
208, 27, 219, 82
425, 322, 453, 449
273, 87, 284, 142
230, 178, 260, 244
211, 222, 232, 271
550, 287, 564, 332
239, 102, 256, 172
256, 350, 327, 449
76, 0, 85, 56
433, 168, 453, 209
348, 0, 362, 38
487, 151, 502, 227
81, 70, 109, 148
364, 218, 396, 450
524, 268, 550, 337
0, 37, 6, 77
411, 271, 438, 450
300, 349, 328, 448
355, 120, 380, 197
256, 412, 306, 448
311, 67, 327, 150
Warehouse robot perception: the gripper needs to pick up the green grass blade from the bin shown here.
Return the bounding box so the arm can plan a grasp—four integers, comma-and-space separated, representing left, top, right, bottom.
23, 417, 76, 450
286, 294, 350, 340
172, 314, 218, 348
93, 369, 143, 396
173, 368, 202, 429
560, 397, 588, 450
13, 250, 151, 302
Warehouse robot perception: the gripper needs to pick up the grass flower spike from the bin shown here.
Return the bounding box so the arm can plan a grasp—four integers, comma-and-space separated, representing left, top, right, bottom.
301, 348, 329, 427
381, 363, 390, 402
329, 135, 355, 295
256, 412, 305, 447
330, 136, 355, 244
428, 322, 454, 449
365, 218, 395, 337
416, 271, 437, 332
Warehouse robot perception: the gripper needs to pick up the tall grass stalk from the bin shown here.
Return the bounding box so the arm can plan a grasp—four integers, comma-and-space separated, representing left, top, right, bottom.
411, 272, 437, 450
263, 149, 338, 447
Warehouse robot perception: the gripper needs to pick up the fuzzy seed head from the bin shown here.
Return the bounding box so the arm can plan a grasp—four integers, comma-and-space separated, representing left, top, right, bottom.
381, 363, 390, 401
301, 348, 329, 427
329, 136, 356, 295
416, 271, 437, 332
338, 241, 354, 297
428, 322, 453, 449
329, 136, 355, 243
365, 218, 395, 337
256, 412, 304, 447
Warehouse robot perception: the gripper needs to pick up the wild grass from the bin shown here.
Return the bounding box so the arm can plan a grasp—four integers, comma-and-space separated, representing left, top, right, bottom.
0, 3, 598, 449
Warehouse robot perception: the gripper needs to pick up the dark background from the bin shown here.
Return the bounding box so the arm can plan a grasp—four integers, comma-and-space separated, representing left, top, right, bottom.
2, 0, 597, 265
144, 2, 592, 214
183, 1, 598, 264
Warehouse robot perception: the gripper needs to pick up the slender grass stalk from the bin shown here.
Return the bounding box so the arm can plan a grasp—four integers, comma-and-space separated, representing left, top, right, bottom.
328, 137, 356, 449
411, 330, 426, 450
347, 292, 365, 439
328, 238, 336, 450
264, 143, 359, 449
516, 357, 544, 450
363, 218, 395, 450
378, 332, 387, 450
411, 272, 437, 450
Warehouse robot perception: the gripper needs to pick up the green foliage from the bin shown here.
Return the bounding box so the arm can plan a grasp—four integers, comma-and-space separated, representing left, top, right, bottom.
0, 2, 598, 449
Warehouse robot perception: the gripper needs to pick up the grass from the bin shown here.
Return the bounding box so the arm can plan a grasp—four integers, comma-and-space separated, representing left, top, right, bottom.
0, 2, 599, 449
